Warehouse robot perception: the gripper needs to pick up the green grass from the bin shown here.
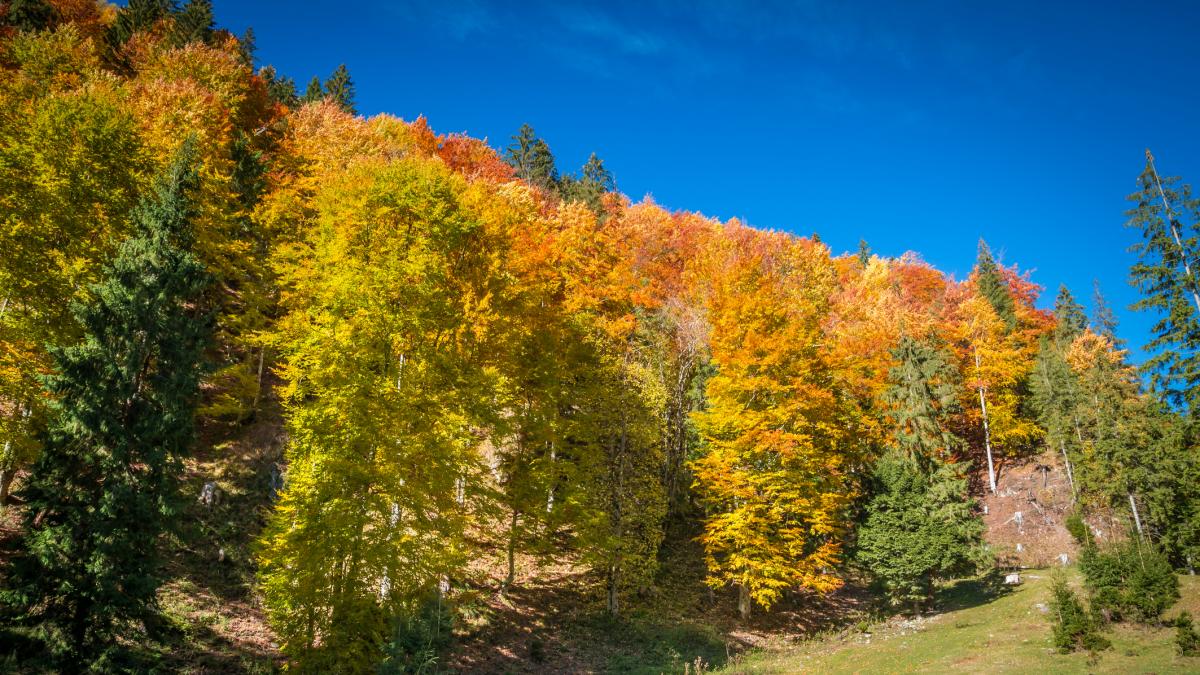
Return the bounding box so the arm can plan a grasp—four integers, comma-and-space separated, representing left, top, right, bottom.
718, 572, 1200, 674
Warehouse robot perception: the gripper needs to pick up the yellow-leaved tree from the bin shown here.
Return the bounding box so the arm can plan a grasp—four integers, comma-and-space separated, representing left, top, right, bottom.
692, 225, 863, 618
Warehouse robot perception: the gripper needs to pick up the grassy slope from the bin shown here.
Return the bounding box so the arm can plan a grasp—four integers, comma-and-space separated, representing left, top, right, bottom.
719, 573, 1200, 675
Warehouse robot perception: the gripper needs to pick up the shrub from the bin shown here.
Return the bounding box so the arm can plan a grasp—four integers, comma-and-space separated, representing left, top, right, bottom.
1065, 511, 1091, 548
1177, 612, 1200, 657
1048, 575, 1110, 654
1079, 539, 1179, 624
377, 592, 455, 674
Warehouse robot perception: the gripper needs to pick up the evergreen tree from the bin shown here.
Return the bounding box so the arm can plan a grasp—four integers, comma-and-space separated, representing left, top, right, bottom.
883, 336, 962, 470
0, 144, 210, 669
171, 0, 214, 47
2, 0, 57, 32
857, 336, 987, 611
857, 239, 871, 267
323, 63, 356, 115
505, 124, 558, 192
260, 65, 299, 108
973, 239, 1017, 330
559, 152, 614, 215
856, 454, 987, 612
1092, 281, 1122, 346
1030, 335, 1082, 501
1053, 285, 1088, 346
301, 75, 324, 105
106, 0, 173, 53
1127, 151, 1200, 411
237, 26, 256, 66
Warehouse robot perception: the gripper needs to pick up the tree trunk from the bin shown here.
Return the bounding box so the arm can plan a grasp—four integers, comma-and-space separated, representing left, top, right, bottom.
505, 508, 519, 589
0, 464, 14, 508
607, 565, 619, 617
251, 348, 267, 415
1147, 150, 1200, 314
1059, 441, 1077, 504
1128, 491, 1144, 539
737, 584, 751, 620
975, 348, 997, 493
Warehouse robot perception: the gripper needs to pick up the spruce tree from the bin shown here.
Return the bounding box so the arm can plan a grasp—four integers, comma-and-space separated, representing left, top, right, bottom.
171, 0, 214, 47
1053, 285, 1088, 346
1030, 335, 1082, 501
106, 0, 173, 52
302, 75, 324, 105
559, 152, 614, 215
2, 0, 57, 32
1, 143, 210, 669
857, 239, 871, 267
973, 239, 1017, 330
505, 124, 558, 192
1127, 151, 1200, 411
1092, 281, 1122, 346
259, 66, 299, 108
323, 64, 356, 115
883, 336, 962, 470
857, 336, 987, 611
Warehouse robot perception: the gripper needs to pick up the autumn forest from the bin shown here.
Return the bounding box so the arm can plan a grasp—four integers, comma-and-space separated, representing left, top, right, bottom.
3, 2, 1200, 673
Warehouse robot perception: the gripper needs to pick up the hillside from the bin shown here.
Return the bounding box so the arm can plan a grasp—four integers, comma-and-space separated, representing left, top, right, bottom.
719, 572, 1200, 674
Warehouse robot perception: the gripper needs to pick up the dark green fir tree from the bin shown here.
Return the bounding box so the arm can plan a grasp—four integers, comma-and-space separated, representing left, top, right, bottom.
171, 0, 214, 47
323, 63, 356, 115
973, 239, 1017, 330
505, 123, 559, 192
1127, 150, 1200, 411
0, 143, 211, 670
857, 336, 988, 611
2, 0, 57, 32
301, 75, 324, 105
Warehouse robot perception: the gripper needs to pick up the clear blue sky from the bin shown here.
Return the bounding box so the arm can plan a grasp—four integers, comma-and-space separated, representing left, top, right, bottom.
213, 0, 1200, 358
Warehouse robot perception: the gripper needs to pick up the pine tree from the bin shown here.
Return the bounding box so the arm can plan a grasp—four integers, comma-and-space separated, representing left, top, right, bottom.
323, 64, 356, 115
1127, 150, 1200, 411
106, 0, 173, 53
857, 454, 987, 612
559, 152, 615, 215
2, 0, 57, 32
1092, 281, 1122, 346
260, 65, 299, 108
1053, 285, 1088, 346
301, 75, 324, 104
973, 239, 1017, 330
883, 336, 962, 471
171, 0, 214, 46
857, 336, 987, 611
505, 124, 558, 192
1, 143, 210, 669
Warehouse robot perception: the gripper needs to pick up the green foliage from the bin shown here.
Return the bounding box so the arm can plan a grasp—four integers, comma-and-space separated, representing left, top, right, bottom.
1048, 575, 1110, 654
505, 123, 558, 191
1126, 153, 1200, 411
1065, 511, 1091, 548
883, 336, 962, 470
0, 143, 210, 669
2, 0, 56, 32
324, 63, 356, 114
1079, 539, 1179, 624
1176, 611, 1200, 657
973, 239, 1017, 330
377, 592, 455, 675
260, 64, 298, 107
302, 75, 323, 104
171, 0, 215, 47
559, 152, 615, 215
856, 454, 988, 611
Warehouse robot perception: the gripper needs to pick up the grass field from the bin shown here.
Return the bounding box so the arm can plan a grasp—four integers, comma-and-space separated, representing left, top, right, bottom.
717, 572, 1200, 674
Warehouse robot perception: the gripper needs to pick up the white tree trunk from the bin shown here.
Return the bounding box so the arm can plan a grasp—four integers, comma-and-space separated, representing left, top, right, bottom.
1060, 441, 1077, 504
975, 348, 997, 493
1128, 491, 1144, 539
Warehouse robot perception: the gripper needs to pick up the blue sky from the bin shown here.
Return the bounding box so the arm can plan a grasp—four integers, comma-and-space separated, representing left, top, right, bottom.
214, 0, 1200, 358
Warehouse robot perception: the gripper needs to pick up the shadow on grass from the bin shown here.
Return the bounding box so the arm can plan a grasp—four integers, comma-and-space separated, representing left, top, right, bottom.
934, 572, 1015, 614
582, 613, 732, 675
